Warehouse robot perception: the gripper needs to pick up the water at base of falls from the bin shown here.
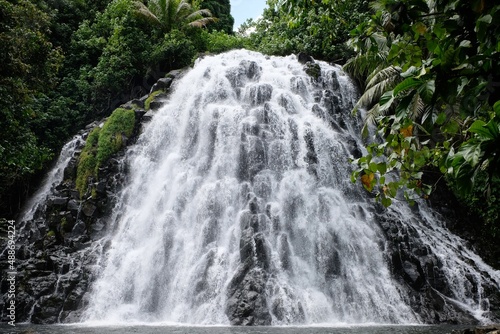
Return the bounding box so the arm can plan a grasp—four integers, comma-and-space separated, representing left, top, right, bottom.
0, 324, 475, 334
81, 50, 499, 326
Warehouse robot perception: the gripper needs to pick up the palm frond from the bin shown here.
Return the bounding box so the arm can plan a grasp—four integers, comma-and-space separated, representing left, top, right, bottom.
133, 1, 161, 26
369, 32, 389, 51
188, 17, 217, 28
353, 68, 402, 122
408, 91, 425, 121
364, 104, 385, 126
343, 51, 388, 84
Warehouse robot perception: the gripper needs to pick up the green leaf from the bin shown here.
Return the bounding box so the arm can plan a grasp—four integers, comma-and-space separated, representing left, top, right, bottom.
477, 14, 492, 24
377, 162, 387, 174
417, 80, 435, 103
469, 119, 499, 140
459, 40, 472, 48
435, 112, 446, 125
381, 196, 392, 207
393, 78, 422, 96
400, 66, 418, 78
494, 100, 500, 117
442, 120, 459, 135
458, 141, 483, 167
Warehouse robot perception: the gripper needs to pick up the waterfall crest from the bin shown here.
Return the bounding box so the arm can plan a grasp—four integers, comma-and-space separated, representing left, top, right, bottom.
80, 50, 499, 325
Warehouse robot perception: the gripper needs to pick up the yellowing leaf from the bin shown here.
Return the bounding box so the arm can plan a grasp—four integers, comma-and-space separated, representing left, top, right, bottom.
413, 22, 427, 35
400, 125, 414, 138
361, 172, 375, 191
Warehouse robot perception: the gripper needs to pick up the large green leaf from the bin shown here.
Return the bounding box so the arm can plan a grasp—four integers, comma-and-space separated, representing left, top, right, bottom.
417, 80, 435, 103
393, 77, 422, 96
469, 119, 499, 140
458, 141, 483, 167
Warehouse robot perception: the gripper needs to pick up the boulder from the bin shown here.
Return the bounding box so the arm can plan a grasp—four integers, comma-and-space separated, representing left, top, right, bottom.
150, 77, 173, 93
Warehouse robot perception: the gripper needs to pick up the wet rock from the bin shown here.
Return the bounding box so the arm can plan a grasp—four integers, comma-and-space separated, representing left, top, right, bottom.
31, 294, 64, 324
346, 138, 362, 159
134, 109, 146, 120
166, 68, 186, 80
297, 52, 313, 64
150, 77, 173, 93
225, 260, 272, 326
71, 220, 86, 238
249, 84, 273, 106
81, 202, 96, 217
67, 199, 79, 214
240, 60, 261, 80
149, 92, 169, 110
63, 159, 77, 180
142, 110, 155, 122
304, 62, 321, 80
49, 197, 68, 210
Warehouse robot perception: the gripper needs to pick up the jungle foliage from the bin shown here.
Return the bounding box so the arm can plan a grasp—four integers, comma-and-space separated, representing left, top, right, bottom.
0, 0, 234, 216
242, 0, 370, 63
343, 0, 499, 233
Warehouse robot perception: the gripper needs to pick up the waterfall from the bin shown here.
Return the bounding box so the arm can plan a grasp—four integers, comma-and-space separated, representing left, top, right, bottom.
81, 50, 499, 325
18, 135, 83, 223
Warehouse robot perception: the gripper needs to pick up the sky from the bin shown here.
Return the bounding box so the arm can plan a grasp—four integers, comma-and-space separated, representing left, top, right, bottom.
230, 0, 268, 30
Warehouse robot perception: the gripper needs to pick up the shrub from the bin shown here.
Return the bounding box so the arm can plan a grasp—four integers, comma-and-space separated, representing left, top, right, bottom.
201, 30, 247, 54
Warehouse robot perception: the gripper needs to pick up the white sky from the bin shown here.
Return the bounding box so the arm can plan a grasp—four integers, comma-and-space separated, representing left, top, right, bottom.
230, 0, 267, 30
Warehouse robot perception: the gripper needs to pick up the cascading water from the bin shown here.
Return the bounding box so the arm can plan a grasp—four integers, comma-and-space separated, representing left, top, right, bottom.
82, 50, 499, 326
18, 135, 83, 223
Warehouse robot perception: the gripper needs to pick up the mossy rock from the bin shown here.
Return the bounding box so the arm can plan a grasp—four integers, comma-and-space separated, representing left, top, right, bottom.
144, 90, 163, 110
304, 62, 321, 80
75, 108, 135, 197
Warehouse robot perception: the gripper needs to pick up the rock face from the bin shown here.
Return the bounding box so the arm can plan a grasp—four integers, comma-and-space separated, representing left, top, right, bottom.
225, 196, 272, 325
0, 69, 185, 324
377, 208, 500, 324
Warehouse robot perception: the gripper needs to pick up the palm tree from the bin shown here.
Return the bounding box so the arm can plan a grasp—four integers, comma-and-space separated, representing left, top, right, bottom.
134, 0, 216, 34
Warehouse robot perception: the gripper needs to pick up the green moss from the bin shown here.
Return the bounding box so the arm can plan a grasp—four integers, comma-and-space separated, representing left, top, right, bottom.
60, 217, 70, 234
305, 63, 321, 79
76, 127, 100, 196
75, 108, 135, 198
96, 107, 135, 166
46, 230, 56, 238
145, 90, 163, 110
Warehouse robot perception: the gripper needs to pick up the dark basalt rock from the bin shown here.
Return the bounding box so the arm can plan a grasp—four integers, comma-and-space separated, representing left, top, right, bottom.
150, 77, 173, 94
249, 84, 273, 106
148, 92, 169, 110
304, 62, 321, 80
226, 194, 272, 326
297, 52, 313, 64
376, 211, 499, 324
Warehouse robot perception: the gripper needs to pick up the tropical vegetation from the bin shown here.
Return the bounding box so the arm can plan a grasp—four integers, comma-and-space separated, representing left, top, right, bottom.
344, 0, 499, 234
0, 0, 234, 216
1, 0, 498, 240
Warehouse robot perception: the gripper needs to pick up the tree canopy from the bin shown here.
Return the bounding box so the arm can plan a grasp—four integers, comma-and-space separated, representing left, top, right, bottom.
0, 0, 236, 216
243, 0, 369, 62
200, 0, 233, 34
